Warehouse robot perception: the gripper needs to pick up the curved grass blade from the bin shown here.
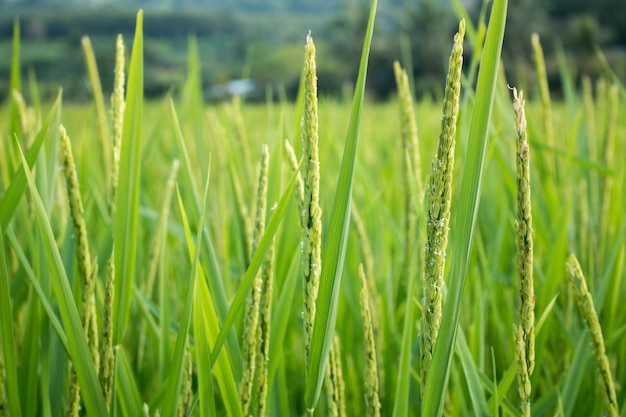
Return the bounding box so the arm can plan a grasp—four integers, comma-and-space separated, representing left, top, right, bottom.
115, 347, 143, 416
169, 98, 243, 378
421, 0, 508, 415
391, 260, 416, 417
0, 91, 62, 230
193, 279, 217, 417
268, 246, 300, 388
456, 329, 490, 416
8, 18, 21, 144
0, 225, 22, 417
5, 230, 69, 354
113, 10, 144, 344
177, 185, 243, 417
162, 164, 210, 417
209, 157, 302, 365
17, 141, 108, 416
304, 0, 377, 410
82, 36, 111, 176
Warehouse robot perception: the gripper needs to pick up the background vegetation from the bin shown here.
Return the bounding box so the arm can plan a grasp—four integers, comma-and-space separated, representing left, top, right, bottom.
1, 0, 625, 102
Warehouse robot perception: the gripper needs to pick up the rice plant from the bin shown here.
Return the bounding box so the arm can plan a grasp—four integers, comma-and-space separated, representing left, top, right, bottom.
1, 1, 625, 416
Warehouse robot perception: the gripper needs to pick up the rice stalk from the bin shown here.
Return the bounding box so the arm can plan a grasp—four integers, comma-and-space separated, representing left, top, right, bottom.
138, 160, 179, 369
82, 36, 111, 177
581, 77, 601, 275
100, 252, 115, 411
512, 88, 535, 417
595, 78, 608, 143
531, 33, 556, 176
324, 336, 346, 417
11, 90, 36, 141
566, 254, 619, 417
255, 233, 276, 417
359, 264, 381, 417
350, 206, 374, 283
240, 144, 270, 415
177, 344, 193, 417
229, 160, 252, 266
284, 138, 305, 225
110, 34, 125, 213
60, 124, 99, 416
420, 20, 465, 388
60, 125, 98, 361
393, 61, 423, 318
228, 95, 252, 179
301, 32, 322, 368
599, 85, 619, 259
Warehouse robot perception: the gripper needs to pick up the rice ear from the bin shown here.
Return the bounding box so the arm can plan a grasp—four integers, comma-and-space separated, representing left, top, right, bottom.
420, 20, 465, 388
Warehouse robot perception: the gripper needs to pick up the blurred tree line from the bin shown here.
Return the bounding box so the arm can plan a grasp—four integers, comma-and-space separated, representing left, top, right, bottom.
0, 0, 624, 102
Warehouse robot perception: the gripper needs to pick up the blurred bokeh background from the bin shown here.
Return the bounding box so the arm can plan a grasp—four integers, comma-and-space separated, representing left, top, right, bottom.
1, 0, 625, 102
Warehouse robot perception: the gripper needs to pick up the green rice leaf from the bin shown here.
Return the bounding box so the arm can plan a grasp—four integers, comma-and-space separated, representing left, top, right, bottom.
169, 98, 243, 378
0, 91, 62, 230
304, 0, 377, 410
162, 164, 210, 417
456, 329, 490, 416
113, 10, 144, 344
210, 157, 303, 365
192, 276, 217, 417
115, 347, 143, 416
556, 336, 591, 417
17, 141, 108, 416
268, 246, 300, 389
82, 36, 111, 175
5, 229, 69, 354
8, 18, 22, 145
0, 224, 22, 417
421, 0, 508, 415
177, 184, 243, 417
391, 262, 416, 417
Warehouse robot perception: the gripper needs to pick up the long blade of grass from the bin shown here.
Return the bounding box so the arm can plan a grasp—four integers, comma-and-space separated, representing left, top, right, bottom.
162, 165, 210, 417
421, 0, 508, 415
8, 18, 22, 144
115, 347, 143, 416
169, 98, 243, 378
304, 0, 377, 410
82, 36, 111, 175
17, 142, 108, 416
178, 186, 243, 417
0, 224, 22, 417
456, 328, 490, 416
113, 10, 144, 344
193, 277, 217, 417
209, 157, 302, 364
5, 230, 69, 354
557, 336, 591, 417
391, 260, 416, 417
0, 91, 62, 230
268, 246, 300, 388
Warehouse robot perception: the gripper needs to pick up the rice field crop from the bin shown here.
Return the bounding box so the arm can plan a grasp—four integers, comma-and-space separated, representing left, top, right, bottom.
1, 0, 626, 416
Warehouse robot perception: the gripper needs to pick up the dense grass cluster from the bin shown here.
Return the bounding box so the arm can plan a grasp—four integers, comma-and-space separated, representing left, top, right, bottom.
1, 0, 626, 416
